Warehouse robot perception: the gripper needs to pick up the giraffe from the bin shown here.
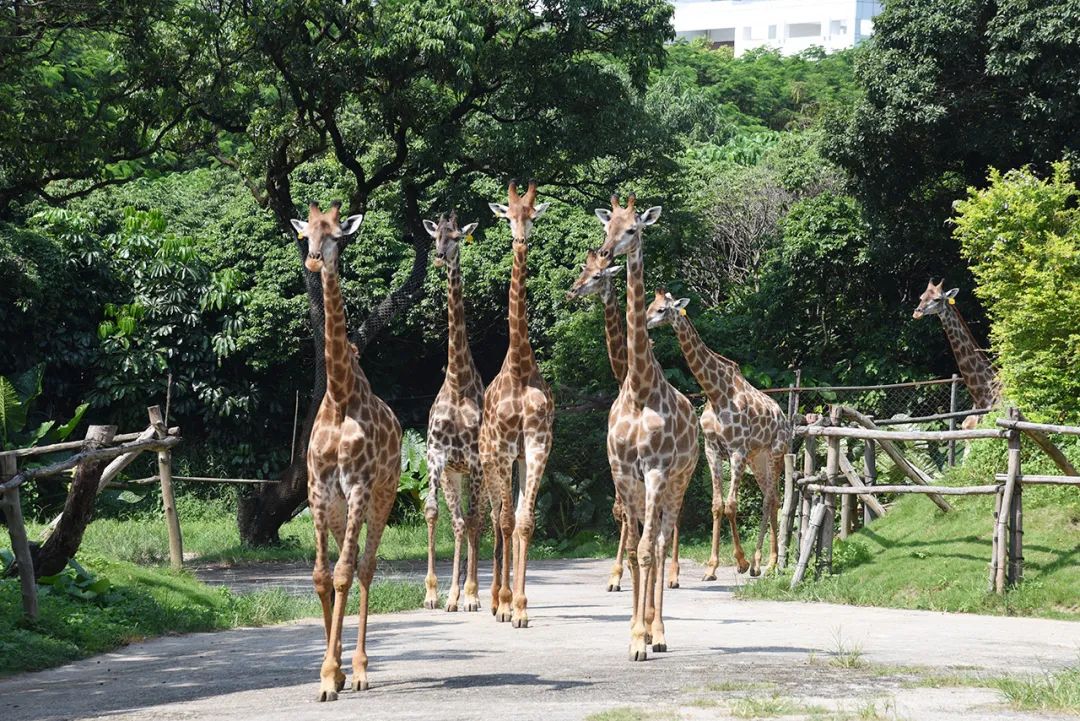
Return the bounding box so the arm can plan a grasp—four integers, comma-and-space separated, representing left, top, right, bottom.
646, 290, 792, 577
567, 250, 716, 591
912, 279, 1002, 430
422, 211, 486, 613
291, 202, 402, 701
480, 180, 555, 628
595, 194, 698, 661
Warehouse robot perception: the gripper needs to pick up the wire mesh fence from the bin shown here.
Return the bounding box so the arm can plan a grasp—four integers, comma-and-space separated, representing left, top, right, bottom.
764, 375, 975, 423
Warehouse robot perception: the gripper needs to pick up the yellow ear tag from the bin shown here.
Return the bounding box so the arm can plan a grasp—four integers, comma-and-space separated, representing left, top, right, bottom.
679, 308, 687, 316
948, 297, 955, 305
465, 234, 474, 244
297, 232, 303, 240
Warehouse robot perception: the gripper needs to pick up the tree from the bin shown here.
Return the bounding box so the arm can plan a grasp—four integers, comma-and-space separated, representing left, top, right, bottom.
824, 0, 1080, 287
953, 162, 1080, 423
126, 0, 675, 543
0, 1, 194, 215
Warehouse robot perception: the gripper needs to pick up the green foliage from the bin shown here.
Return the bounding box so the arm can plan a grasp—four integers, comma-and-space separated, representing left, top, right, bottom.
397, 429, 428, 517
36, 559, 117, 603
952, 162, 1080, 422
0, 364, 86, 450
994, 664, 1080, 713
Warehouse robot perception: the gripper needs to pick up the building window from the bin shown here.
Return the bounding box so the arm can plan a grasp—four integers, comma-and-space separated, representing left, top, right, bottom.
787, 22, 821, 39
743, 26, 752, 40
768, 24, 777, 40
830, 20, 847, 36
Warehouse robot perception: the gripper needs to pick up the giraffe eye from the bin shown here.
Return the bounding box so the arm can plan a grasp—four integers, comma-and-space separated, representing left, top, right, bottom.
593, 273, 601, 280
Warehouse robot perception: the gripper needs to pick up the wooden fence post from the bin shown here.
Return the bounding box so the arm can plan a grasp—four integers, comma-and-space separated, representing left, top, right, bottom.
149, 406, 183, 570
990, 487, 1003, 593
863, 439, 878, 525
1006, 408, 1024, 588
791, 499, 826, 588
0, 453, 37, 619
778, 454, 796, 569
799, 434, 817, 552
947, 374, 959, 467
819, 431, 838, 576
995, 407, 1021, 594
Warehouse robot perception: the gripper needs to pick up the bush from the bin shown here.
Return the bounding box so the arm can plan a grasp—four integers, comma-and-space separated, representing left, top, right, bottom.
953, 162, 1080, 422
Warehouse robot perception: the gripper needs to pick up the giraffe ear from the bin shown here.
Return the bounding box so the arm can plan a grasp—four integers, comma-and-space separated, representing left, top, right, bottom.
944, 288, 959, 299
459, 222, 478, 237
340, 214, 364, 236
532, 202, 550, 219
289, 219, 308, 237
675, 298, 690, 310
639, 206, 662, 226
594, 208, 612, 225
489, 203, 509, 218
422, 219, 439, 238
601, 265, 622, 277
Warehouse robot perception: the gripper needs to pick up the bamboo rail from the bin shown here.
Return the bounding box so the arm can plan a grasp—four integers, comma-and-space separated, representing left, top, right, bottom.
873, 407, 993, 426
0, 428, 179, 459
798, 426, 1006, 441
993, 474, 1080, 485
802, 483, 1001, 496
996, 418, 1080, 436
0, 436, 181, 493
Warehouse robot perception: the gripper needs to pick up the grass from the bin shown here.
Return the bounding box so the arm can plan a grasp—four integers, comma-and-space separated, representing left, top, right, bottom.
730, 694, 827, 718
737, 438, 1080, 620
828, 630, 866, 669
585, 708, 674, 721
993, 664, 1080, 713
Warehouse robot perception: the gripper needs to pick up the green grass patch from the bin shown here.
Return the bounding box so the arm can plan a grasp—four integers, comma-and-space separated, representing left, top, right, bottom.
730, 694, 827, 718
0, 554, 423, 677
993, 664, 1080, 713
585, 708, 674, 721
738, 437, 1080, 620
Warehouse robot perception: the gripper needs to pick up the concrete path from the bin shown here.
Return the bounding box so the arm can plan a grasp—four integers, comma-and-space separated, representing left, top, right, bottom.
2, 559, 1077, 721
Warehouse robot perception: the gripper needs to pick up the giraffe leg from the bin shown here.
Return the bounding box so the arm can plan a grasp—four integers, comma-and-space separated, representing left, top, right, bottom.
726, 451, 750, 574
763, 454, 784, 575
652, 514, 675, 652
443, 471, 466, 612
309, 481, 346, 694
462, 461, 484, 612
632, 469, 662, 662
703, 433, 725, 581
485, 454, 514, 623
423, 453, 445, 610
666, 510, 681, 589
318, 486, 365, 702
352, 473, 395, 693
488, 490, 502, 616
624, 510, 644, 661
609, 510, 627, 592
511, 433, 551, 629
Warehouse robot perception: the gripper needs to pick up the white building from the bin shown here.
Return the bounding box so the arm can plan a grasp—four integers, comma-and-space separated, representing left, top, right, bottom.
672, 0, 883, 56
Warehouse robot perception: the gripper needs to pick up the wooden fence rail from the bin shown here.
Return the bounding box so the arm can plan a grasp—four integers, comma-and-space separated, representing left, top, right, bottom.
781, 405, 1079, 596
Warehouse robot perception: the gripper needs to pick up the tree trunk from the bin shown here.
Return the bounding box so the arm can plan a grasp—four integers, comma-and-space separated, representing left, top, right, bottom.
31, 425, 116, 577
236, 179, 429, 546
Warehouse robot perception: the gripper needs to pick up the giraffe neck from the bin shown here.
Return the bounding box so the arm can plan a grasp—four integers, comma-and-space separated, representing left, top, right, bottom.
600, 285, 628, 383
444, 254, 476, 387
671, 314, 737, 401
506, 241, 534, 374
624, 236, 657, 403
937, 303, 1002, 408
320, 267, 360, 404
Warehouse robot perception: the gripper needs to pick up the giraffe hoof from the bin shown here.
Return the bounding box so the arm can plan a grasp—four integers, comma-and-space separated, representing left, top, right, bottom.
607, 583, 621, 592
424, 600, 438, 610
736, 560, 750, 574
445, 603, 459, 612
667, 580, 679, 589
335, 676, 346, 692
701, 573, 717, 581
352, 679, 369, 692
496, 611, 512, 623
652, 642, 667, 653
464, 601, 480, 612
317, 690, 338, 703
511, 617, 529, 629
749, 566, 761, 578
630, 649, 648, 662
644, 633, 652, 645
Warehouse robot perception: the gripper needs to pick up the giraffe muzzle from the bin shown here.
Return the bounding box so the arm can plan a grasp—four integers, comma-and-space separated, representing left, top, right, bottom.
305, 253, 324, 272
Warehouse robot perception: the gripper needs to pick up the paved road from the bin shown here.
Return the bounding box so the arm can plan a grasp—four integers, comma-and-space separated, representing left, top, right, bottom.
3, 559, 1077, 721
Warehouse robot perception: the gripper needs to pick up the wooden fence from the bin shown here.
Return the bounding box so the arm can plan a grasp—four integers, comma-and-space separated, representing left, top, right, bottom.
781, 405, 1080, 594
0, 405, 278, 619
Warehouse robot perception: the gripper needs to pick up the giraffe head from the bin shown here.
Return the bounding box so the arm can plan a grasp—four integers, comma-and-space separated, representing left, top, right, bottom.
488, 180, 549, 244
645, 289, 690, 329
594, 193, 661, 258
565, 249, 622, 301
290, 201, 364, 274
423, 211, 478, 268
912, 278, 959, 319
